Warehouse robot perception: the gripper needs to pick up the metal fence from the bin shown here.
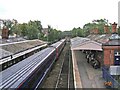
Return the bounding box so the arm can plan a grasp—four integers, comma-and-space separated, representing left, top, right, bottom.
102, 66, 120, 89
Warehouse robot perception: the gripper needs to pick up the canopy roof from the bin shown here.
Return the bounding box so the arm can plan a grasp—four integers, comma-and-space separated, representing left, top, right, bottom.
71, 37, 102, 51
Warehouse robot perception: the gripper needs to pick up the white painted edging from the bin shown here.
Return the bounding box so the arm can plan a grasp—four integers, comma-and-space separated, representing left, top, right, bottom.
71, 50, 82, 89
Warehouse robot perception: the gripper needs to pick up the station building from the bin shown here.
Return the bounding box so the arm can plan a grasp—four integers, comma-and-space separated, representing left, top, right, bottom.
70, 22, 120, 88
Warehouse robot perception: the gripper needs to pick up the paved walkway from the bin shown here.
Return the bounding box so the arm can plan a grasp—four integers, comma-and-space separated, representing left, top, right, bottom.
74, 50, 105, 88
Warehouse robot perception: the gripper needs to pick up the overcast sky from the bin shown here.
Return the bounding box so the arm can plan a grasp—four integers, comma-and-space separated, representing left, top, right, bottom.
0, 0, 119, 31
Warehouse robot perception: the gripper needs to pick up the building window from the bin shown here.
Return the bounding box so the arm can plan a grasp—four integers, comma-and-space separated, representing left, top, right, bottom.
114, 50, 120, 65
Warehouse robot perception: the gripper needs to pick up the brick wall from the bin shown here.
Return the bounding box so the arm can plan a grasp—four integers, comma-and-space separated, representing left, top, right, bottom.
103, 46, 120, 66
104, 49, 111, 66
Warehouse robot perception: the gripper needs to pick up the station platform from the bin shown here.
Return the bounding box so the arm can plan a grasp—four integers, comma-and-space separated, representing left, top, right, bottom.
72, 50, 105, 88
0, 44, 47, 65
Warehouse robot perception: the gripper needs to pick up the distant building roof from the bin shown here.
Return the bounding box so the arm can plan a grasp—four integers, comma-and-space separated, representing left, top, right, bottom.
103, 39, 120, 46
71, 33, 120, 51
109, 34, 120, 40
87, 34, 111, 44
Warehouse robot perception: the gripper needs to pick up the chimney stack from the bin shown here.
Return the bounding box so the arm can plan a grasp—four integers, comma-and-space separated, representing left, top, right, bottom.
104, 25, 109, 34
112, 22, 117, 33
94, 28, 99, 34
2, 26, 9, 39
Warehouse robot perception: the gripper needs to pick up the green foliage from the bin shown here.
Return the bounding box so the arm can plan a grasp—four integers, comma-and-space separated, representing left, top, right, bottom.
26, 20, 42, 39
11, 24, 22, 36
11, 20, 43, 39
27, 25, 39, 39
71, 27, 84, 37
47, 25, 62, 42
9, 18, 113, 41
10, 21, 62, 42
62, 18, 110, 38
20, 23, 28, 36
83, 18, 109, 35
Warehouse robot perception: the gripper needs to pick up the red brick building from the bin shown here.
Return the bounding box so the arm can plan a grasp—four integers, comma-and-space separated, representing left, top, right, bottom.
102, 39, 120, 66
102, 22, 120, 66
86, 22, 120, 68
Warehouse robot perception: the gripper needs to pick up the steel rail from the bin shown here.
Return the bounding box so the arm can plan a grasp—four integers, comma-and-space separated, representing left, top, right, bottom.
55, 53, 65, 89
68, 49, 70, 88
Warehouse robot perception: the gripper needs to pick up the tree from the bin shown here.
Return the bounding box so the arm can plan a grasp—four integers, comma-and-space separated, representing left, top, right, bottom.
0, 19, 17, 35
10, 20, 43, 39
34, 20, 42, 33
70, 27, 84, 37
9, 19, 17, 35
20, 23, 28, 37
83, 19, 110, 35
25, 20, 42, 39
11, 24, 22, 37
42, 25, 63, 42
27, 24, 39, 39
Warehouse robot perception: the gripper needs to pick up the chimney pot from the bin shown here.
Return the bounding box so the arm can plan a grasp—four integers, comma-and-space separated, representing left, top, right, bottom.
104, 25, 109, 34
112, 22, 117, 33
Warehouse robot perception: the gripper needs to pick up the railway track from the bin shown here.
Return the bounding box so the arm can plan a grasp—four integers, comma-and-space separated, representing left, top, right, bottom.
41, 42, 74, 89
55, 44, 74, 89
0, 39, 66, 89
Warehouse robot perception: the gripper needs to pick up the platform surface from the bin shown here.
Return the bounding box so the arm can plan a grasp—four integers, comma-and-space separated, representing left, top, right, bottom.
72, 50, 105, 88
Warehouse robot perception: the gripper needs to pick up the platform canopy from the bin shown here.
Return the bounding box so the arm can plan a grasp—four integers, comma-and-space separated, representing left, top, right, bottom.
70, 37, 102, 51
